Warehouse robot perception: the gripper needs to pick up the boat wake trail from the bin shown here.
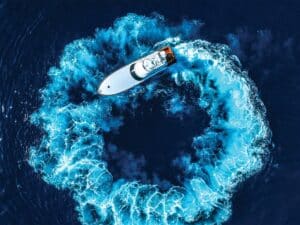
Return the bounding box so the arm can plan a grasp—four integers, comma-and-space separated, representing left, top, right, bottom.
29, 14, 271, 225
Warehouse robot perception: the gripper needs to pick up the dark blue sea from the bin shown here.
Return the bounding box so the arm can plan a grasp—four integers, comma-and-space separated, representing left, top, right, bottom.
1, 0, 300, 225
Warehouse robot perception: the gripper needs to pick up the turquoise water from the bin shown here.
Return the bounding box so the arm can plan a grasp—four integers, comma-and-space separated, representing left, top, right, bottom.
29, 14, 271, 225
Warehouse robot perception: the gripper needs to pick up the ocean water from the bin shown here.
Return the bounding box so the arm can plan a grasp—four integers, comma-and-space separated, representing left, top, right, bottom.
1, 1, 300, 225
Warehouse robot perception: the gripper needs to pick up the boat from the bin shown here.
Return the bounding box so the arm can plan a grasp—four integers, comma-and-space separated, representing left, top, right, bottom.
98, 46, 176, 95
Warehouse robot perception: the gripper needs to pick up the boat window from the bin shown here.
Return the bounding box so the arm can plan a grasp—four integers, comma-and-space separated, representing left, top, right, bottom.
143, 54, 165, 71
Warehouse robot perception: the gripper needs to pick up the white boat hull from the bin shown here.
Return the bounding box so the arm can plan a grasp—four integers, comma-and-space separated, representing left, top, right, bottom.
98, 46, 176, 95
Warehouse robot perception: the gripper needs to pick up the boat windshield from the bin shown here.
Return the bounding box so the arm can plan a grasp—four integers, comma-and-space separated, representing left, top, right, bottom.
142, 52, 166, 71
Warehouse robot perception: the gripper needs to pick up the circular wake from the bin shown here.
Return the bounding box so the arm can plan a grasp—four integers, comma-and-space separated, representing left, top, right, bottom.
29, 14, 271, 225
